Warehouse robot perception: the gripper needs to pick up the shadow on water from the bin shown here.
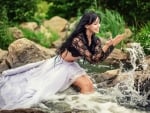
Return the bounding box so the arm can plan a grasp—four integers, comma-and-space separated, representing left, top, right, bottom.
78, 60, 116, 74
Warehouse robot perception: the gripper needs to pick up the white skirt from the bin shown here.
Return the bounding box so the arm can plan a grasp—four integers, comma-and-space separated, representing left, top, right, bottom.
0, 55, 86, 109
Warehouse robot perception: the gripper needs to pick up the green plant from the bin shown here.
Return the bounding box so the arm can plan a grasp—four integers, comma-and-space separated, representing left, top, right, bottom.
0, 7, 14, 50
99, 0, 150, 28
34, 0, 50, 24
134, 22, 150, 54
85, 3, 125, 37
0, 0, 37, 23
48, 29, 59, 44
21, 28, 59, 48
46, 0, 94, 19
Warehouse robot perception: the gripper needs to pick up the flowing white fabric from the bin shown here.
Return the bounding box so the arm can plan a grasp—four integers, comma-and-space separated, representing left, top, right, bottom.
0, 56, 86, 109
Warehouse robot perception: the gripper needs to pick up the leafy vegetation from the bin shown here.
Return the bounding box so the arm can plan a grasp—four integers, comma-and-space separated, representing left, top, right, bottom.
46, 0, 94, 19
0, 7, 14, 50
34, 0, 50, 24
134, 22, 150, 54
21, 28, 59, 48
0, 0, 37, 23
99, 0, 150, 28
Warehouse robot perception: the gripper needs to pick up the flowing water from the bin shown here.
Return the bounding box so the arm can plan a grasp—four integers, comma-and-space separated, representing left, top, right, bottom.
35, 43, 150, 113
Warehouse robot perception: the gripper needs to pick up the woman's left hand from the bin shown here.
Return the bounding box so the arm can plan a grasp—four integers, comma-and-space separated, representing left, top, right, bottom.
106, 39, 114, 47
123, 28, 132, 38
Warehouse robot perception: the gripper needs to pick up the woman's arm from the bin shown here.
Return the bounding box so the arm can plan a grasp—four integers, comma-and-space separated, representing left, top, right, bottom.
102, 28, 132, 52
112, 28, 132, 46
71, 29, 132, 63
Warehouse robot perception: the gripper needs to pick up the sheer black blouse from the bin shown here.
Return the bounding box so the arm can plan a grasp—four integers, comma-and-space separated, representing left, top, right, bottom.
67, 34, 114, 64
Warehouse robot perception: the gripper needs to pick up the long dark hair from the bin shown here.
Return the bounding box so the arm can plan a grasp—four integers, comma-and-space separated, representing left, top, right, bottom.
57, 11, 100, 55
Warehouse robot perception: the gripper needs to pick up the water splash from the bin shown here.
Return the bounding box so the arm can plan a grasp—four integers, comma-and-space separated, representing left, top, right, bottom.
113, 43, 150, 110
125, 43, 148, 71
34, 92, 148, 113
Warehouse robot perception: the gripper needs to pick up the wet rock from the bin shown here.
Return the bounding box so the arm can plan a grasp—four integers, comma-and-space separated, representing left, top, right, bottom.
105, 48, 128, 66
95, 69, 120, 88
43, 16, 68, 39
0, 49, 9, 73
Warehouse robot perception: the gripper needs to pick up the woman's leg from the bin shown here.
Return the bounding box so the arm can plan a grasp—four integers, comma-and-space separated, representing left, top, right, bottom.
73, 75, 94, 94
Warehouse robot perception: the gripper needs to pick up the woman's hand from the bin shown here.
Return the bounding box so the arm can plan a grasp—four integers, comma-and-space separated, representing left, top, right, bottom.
103, 28, 132, 48
106, 39, 114, 47
123, 28, 132, 39
110, 28, 132, 46
102, 39, 114, 52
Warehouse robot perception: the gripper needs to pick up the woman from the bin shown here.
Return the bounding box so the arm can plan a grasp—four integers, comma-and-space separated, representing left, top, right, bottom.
0, 12, 132, 109
57, 12, 132, 93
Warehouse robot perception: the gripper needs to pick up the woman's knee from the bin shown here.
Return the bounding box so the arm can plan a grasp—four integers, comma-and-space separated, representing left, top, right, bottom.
73, 75, 94, 93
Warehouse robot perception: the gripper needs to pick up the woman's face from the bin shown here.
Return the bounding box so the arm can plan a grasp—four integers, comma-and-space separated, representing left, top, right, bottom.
85, 17, 100, 33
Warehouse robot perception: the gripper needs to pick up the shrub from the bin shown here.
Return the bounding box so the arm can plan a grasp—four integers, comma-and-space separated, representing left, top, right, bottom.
0, 7, 14, 50
46, 0, 94, 19
134, 22, 150, 54
21, 28, 59, 48
34, 0, 50, 24
99, 0, 150, 28
0, 0, 37, 23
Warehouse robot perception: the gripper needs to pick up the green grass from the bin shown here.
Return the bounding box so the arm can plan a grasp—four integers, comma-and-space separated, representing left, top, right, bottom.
21, 28, 59, 48
134, 22, 150, 54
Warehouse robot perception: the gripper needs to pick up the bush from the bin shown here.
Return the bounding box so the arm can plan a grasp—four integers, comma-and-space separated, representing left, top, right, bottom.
46, 0, 94, 19
99, 0, 150, 28
134, 22, 150, 54
0, 7, 14, 50
21, 28, 59, 48
34, 0, 50, 24
0, 0, 37, 23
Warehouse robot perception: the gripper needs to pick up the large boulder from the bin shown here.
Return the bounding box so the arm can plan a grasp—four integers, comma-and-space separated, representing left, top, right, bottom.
105, 48, 128, 66
43, 16, 68, 39
20, 22, 38, 31
0, 49, 9, 72
3, 38, 56, 70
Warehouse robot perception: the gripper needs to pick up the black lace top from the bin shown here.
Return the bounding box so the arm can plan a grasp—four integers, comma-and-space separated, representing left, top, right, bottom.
67, 34, 114, 64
